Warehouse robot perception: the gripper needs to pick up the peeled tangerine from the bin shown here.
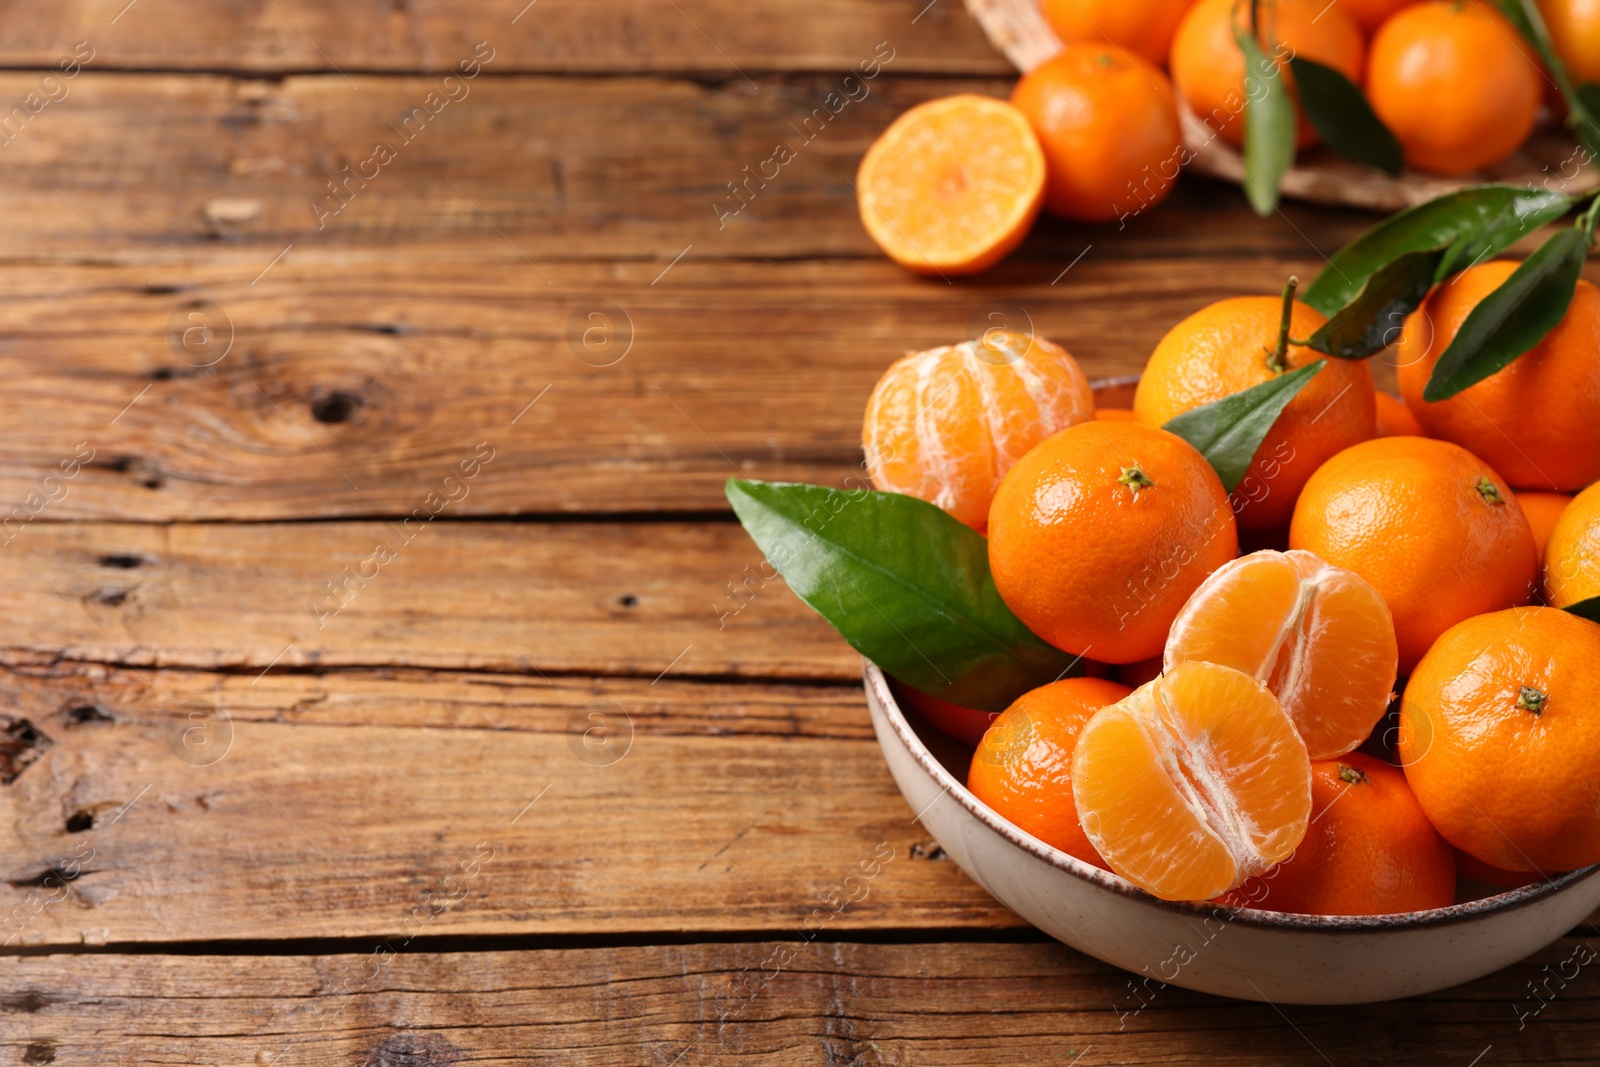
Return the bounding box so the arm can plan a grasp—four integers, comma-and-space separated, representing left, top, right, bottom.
1164, 549, 1398, 760
862, 332, 1093, 531
1072, 661, 1312, 901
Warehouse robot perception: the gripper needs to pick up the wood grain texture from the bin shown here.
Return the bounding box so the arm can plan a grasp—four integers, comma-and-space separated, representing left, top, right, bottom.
6, 939, 1599, 1064
0, 71, 1376, 263
0, 0, 1010, 75
0, 662, 1016, 946
0, 521, 851, 678
0, 253, 1397, 521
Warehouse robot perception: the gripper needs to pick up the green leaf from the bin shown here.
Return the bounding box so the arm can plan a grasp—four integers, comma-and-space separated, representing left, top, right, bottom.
725, 479, 1078, 711
1289, 56, 1402, 176
1303, 186, 1574, 315
1307, 246, 1447, 359
1423, 227, 1587, 401
1162, 360, 1326, 493
1237, 30, 1296, 217
1565, 595, 1600, 623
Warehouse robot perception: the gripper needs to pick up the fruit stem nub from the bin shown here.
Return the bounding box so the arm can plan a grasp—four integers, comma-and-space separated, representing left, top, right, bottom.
1475, 476, 1504, 505
1517, 686, 1547, 716
1118, 466, 1155, 495
1267, 275, 1299, 373
1337, 764, 1370, 785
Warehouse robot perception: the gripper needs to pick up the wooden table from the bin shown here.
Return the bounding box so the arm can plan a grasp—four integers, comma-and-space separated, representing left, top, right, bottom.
0, 2, 1593, 1062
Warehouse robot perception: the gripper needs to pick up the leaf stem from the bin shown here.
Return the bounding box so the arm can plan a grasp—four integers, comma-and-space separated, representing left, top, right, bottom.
1578, 190, 1600, 245
1268, 275, 1299, 373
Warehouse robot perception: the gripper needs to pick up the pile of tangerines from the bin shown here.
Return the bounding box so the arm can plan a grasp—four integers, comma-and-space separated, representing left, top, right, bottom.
862, 270, 1600, 913
858, 0, 1598, 274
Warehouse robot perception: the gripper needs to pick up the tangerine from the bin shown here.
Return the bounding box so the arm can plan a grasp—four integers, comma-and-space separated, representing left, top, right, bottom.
1217, 754, 1455, 915
1165, 549, 1398, 759
987, 420, 1239, 663
894, 680, 998, 746
862, 331, 1094, 530
1374, 391, 1422, 438
856, 95, 1045, 274
1094, 407, 1139, 422
1518, 490, 1572, 559
967, 676, 1133, 867
1537, 0, 1600, 84
1041, 0, 1196, 65
1396, 262, 1600, 492
1545, 480, 1600, 608
1366, 1, 1541, 175
1072, 661, 1312, 901
1400, 606, 1600, 873
1336, 0, 1424, 32
1289, 437, 1538, 672
1134, 291, 1377, 531
1170, 0, 1364, 150
1010, 47, 1184, 223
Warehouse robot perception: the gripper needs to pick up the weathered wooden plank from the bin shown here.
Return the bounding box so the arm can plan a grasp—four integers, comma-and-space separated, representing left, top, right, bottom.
4, 939, 1597, 1064
0, 522, 850, 677
0, 662, 1017, 946
0, 254, 1385, 521
0, 72, 1369, 263
0, 0, 1009, 75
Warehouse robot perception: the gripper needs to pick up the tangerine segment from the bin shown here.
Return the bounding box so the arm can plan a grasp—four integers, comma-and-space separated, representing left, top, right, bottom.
1165, 549, 1398, 760
1072, 662, 1312, 901
862, 333, 1093, 530
856, 95, 1045, 275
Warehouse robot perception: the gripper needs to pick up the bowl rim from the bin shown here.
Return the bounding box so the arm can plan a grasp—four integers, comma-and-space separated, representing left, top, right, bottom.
865, 659, 1600, 932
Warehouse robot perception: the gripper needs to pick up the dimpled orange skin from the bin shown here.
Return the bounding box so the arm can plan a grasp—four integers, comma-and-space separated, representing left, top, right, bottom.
967, 676, 1132, 869
1216, 754, 1456, 916
1397, 263, 1600, 492
1366, 1, 1541, 175
1010, 47, 1183, 223
1400, 607, 1600, 872
1518, 491, 1572, 559
1135, 296, 1377, 531
1041, 0, 1195, 66
1288, 437, 1538, 673
1545, 480, 1600, 608
987, 420, 1239, 664
1170, 0, 1364, 150
1538, 0, 1600, 84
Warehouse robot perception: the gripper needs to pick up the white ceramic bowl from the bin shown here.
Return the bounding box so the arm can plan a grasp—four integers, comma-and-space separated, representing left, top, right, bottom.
866, 660, 1600, 1004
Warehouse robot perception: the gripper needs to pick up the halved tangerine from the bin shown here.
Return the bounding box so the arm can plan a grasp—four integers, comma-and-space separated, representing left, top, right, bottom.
856, 95, 1045, 275
1071, 661, 1312, 901
1164, 549, 1398, 759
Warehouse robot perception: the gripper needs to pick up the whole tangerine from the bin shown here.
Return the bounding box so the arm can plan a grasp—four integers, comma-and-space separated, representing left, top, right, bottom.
1010, 47, 1184, 223
1217, 754, 1456, 916
987, 420, 1239, 663
1366, 1, 1541, 175
1400, 606, 1600, 873
1538, 0, 1600, 84
1041, 0, 1196, 65
1134, 291, 1377, 531
1545, 480, 1600, 608
1288, 436, 1538, 673
1396, 261, 1600, 492
967, 676, 1133, 868
1170, 0, 1364, 150
862, 331, 1094, 531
